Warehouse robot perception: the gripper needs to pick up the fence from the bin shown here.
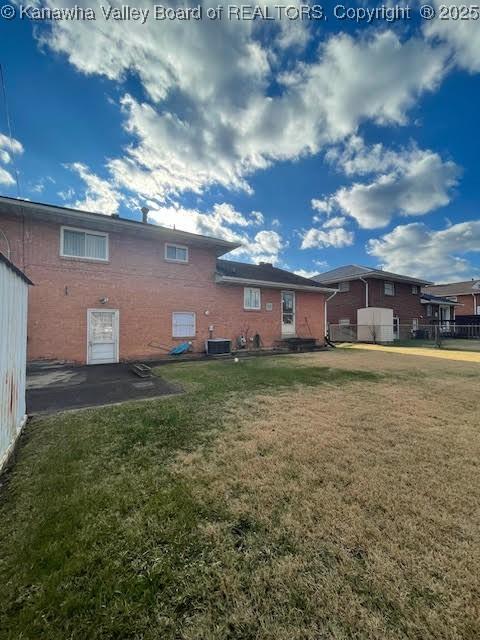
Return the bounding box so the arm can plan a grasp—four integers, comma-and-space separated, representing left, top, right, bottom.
0, 254, 30, 472
328, 323, 480, 351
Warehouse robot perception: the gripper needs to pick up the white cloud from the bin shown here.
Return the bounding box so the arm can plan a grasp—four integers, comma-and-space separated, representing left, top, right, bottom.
315, 142, 460, 229
0, 133, 23, 163
0, 167, 15, 186
0, 132, 23, 186
368, 220, 480, 282
323, 216, 347, 228
34, 9, 449, 201
237, 229, 284, 264
251, 210, 264, 225
301, 227, 354, 249
425, 3, 480, 73
66, 163, 122, 215
294, 268, 318, 278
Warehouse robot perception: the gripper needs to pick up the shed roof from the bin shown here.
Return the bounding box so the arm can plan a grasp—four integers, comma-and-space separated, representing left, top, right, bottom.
0, 252, 33, 285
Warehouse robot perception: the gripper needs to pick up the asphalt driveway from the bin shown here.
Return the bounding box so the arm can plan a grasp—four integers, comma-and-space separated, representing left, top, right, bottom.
27, 362, 180, 414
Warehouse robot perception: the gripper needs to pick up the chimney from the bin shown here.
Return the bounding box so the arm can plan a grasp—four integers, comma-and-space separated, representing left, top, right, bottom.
141, 206, 149, 224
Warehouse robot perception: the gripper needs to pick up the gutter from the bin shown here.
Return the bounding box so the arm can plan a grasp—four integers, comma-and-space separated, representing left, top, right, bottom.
215, 274, 337, 294
325, 290, 338, 336
359, 276, 369, 307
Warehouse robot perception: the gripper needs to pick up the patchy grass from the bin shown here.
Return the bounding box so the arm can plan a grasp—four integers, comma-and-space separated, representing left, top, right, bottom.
1, 353, 479, 639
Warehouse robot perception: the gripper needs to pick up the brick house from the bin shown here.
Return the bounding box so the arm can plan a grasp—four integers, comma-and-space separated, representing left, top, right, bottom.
423, 280, 480, 316
313, 264, 458, 335
0, 196, 332, 365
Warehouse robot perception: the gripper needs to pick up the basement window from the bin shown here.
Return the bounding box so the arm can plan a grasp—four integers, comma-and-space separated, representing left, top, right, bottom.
244, 287, 261, 310
61, 227, 108, 261
165, 243, 188, 263
339, 318, 350, 325
172, 312, 196, 337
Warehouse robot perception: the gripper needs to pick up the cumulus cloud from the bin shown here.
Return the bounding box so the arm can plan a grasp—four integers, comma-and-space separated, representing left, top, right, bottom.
425, 2, 480, 73
294, 268, 318, 278
66, 163, 122, 215
301, 227, 354, 249
368, 220, 480, 282
315, 142, 460, 229
32, 5, 449, 201
0, 132, 23, 186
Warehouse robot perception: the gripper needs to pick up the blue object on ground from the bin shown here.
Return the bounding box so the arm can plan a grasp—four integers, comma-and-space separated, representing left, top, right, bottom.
170, 342, 190, 355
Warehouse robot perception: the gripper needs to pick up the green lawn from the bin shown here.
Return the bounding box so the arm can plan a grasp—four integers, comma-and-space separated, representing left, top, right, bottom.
1, 353, 479, 639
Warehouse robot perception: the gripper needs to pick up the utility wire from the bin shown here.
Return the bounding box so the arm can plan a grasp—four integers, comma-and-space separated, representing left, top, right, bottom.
0, 62, 21, 198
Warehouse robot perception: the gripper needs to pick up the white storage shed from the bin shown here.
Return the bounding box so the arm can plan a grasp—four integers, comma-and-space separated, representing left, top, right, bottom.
357, 307, 394, 343
0, 252, 32, 471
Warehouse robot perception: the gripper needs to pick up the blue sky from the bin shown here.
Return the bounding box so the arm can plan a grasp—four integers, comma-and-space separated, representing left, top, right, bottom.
1, 2, 480, 282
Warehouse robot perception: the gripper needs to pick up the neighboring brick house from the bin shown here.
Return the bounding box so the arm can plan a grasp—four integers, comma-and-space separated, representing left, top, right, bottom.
0, 196, 332, 365
423, 280, 480, 316
313, 264, 458, 334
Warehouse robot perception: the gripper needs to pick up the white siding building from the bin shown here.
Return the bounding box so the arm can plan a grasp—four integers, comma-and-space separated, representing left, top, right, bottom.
0, 252, 32, 472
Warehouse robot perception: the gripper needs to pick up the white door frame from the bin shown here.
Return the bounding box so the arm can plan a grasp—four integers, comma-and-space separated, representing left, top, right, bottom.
281, 290, 296, 337
87, 308, 119, 365
393, 315, 400, 340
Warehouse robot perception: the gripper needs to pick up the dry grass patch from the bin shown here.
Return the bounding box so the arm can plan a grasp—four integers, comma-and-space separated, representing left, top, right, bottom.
175, 363, 480, 639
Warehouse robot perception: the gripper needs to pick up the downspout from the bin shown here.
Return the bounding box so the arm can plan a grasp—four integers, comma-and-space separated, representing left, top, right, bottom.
359, 277, 369, 307
325, 290, 338, 336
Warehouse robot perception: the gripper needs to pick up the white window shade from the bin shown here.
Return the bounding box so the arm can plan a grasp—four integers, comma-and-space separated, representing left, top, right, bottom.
244, 287, 261, 310
172, 312, 195, 337
62, 227, 108, 260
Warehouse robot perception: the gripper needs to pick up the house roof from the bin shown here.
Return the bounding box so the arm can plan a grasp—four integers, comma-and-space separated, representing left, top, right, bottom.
0, 251, 33, 285
313, 264, 432, 286
216, 259, 336, 292
0, 195, 240, 257
423, 280, 480, 296
421, 292, 462, 305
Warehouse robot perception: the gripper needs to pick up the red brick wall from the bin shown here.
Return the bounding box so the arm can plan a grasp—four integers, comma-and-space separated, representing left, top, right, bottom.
0, 214, 325, 363
327, 278, 424, 325
455, 294, 476, 315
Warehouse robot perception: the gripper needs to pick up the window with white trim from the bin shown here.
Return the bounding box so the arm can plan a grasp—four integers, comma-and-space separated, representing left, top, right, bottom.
339, 318, 350, 325
338, 281, 350, 292
384, 281, 395, 296
412, 318, 419, 330
411, 285, 419, 294
172, 312, 196, 337
244, 287, 261, 310
61, 227, 108, 261
165, 243, 188, 263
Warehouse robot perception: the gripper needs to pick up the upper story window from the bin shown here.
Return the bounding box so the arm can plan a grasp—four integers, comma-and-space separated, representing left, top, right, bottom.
338, 281, 350, 292
384, 281, 395, 296
411, 285, 419, 294
244, 287, 261, 310
61, 226, 108, 261
165, 243, 188, 263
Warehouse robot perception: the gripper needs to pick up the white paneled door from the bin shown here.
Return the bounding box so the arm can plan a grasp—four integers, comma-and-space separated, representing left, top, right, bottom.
87, 309, 119, 365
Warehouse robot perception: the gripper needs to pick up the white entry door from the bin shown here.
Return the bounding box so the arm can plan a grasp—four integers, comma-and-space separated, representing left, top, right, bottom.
87, 309, 119, 365
281, 291, 296, 336
393, 316, 400, 340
